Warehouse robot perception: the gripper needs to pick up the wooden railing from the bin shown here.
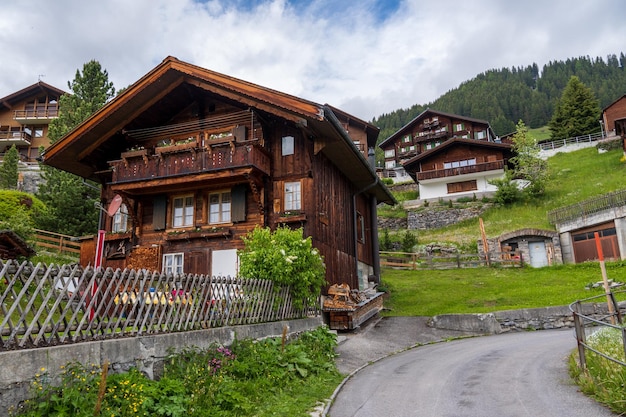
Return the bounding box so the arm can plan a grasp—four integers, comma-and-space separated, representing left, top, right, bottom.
33, 229, 81, 255
417, 160, 505, 181
548, 189, 626, 225
13, 108, 59, 119
0, 260, 319, 350
380, 250, 523, 270
110, 141, 271, 184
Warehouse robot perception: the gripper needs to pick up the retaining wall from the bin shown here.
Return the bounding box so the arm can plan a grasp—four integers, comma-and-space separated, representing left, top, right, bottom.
429, 303, 622, 334
0, 317, 322, 414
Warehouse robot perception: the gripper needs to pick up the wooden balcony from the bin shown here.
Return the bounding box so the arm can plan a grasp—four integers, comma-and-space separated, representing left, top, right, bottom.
13, 107, 59, 124
0, 131, 31, 146
109, 141, 270, 186
417, 160, 505, 181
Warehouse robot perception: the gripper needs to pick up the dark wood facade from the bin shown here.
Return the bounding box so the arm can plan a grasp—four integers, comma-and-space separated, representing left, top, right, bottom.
379, 109, 503, 173
43, 57, 394, 292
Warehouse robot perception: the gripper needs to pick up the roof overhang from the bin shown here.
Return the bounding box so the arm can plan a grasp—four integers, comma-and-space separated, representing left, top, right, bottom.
42, 56, 395, 205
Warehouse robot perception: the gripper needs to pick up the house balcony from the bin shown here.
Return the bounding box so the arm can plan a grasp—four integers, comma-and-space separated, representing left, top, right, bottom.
14, 108, 59, 125
108, 141, 271, 191
417, 160, 505, 181
0, 131, 31, 147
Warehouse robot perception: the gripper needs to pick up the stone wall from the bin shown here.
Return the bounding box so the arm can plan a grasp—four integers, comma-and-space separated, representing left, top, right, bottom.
407, 204, 491, 230
0, 317, 322, 414
429, 303, 623, 334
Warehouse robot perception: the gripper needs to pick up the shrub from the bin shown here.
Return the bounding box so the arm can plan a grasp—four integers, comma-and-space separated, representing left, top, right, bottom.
380, 228, 392, 251
400, 230, 418, 253
238, 226, 326, 309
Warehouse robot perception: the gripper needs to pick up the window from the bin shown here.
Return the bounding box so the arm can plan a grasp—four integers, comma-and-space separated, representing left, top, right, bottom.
282, 135, 294, 156
402, 135, 411, 143
385, 160, 396, 169
475, 130, 486, 140
112, 203, 128, 233
453, 123, 465, 132
163, 253, 184, 275
444, 158, 476, 169
356, 212, 365, 243
284, 181, 301, 211
172, 195, 194, 228
447, 180, 478, 194
209, 191, 231, 224
384, 149, 395, 158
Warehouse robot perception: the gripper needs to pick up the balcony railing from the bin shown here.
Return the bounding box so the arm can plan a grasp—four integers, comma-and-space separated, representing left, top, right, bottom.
110, 141, 271, 184
417, 160, 505, 181
13, 108, 59, 123
0, 131, 31, 146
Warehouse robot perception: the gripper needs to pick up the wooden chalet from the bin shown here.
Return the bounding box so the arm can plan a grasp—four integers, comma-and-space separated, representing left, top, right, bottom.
601, 94, 626, 154
42, 56, 394, 292
0, 81, 65, 163
379, 109, 513, 201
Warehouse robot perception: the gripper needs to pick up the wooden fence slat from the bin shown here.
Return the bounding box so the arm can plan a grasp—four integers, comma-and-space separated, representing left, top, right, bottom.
0, 260, 317, 350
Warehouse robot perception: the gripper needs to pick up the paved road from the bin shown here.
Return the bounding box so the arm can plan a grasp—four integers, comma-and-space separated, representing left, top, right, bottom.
328, 329, 614, 417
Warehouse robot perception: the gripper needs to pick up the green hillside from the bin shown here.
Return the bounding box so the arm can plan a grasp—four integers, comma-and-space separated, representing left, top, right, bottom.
402, 146, 626, 249
373, 53, 626, 139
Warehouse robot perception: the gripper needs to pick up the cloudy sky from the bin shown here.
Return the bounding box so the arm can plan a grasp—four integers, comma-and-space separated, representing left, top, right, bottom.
1, 0, 625, 121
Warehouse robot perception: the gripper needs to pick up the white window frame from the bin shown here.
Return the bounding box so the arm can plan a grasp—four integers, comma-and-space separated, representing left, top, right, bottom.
163, 253, 184, 275
284, 181, 302, 211
172, 195, 194, 228
402, 135, 411, 143
384, 149, 395, 158
112, 203, 128, 233
209, 190, 231, 224
475, 130, 486, 140
385, 160, 396, 169
454, 123, 464, 132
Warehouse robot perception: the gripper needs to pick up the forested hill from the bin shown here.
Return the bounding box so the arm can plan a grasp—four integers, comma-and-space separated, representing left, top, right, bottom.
372, 53, 626, 140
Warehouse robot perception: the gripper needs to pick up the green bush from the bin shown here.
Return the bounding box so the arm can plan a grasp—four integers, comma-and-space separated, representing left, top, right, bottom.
238, 226, 326, 309
12, 327, 341, 417
0, 190, 47, 241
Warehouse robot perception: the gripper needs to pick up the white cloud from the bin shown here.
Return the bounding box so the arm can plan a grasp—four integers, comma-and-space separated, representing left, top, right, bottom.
0, 0, 625, 120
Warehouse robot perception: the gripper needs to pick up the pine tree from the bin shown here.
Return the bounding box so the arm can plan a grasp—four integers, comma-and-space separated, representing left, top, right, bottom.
0, 145, 19, 189
37, 61, 115, 236
548, 76, 601, 140
510, 120, 548, 198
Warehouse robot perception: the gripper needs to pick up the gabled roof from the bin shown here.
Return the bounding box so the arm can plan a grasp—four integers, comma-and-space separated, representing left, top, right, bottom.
0, 81, 66, 110
42, 56, 394, 204
602, 93, 626, 112
378, 108, 493, 148
403, 137, 513, 170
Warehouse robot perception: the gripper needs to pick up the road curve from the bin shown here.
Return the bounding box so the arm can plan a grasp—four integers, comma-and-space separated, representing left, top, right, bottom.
328, 329, 614, 417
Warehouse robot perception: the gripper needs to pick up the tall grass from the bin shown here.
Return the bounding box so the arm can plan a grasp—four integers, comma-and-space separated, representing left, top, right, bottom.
569, 326, 626, 414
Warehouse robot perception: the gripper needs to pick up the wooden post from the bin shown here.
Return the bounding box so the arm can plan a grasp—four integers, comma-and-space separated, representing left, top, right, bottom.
479, 218, 490, 266
594, 232, 616, 324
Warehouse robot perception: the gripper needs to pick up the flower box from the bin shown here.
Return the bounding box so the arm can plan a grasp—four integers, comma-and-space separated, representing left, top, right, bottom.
121, 149, 149, 164
166, 228, 231, 241
155, 141, 198, 156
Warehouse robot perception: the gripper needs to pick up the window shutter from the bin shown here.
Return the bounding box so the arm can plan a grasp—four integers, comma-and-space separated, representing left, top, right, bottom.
153, 195, 167, 230
231, 185, 246, 223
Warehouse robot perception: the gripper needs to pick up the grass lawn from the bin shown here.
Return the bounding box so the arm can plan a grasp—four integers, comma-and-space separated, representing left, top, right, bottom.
380, 261, 626, 316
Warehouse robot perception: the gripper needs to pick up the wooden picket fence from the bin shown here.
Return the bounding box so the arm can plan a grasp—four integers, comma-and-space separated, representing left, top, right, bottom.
0, 260, 319, 351
380, 251, 523, 270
